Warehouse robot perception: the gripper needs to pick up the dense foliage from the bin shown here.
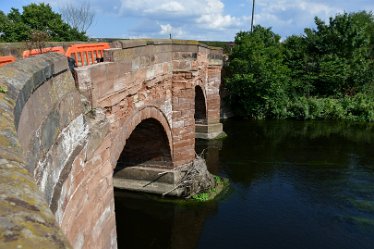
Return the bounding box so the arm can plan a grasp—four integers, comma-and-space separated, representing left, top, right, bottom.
225, 27, 290, 119
0, 3, 88, 42
225, 11, 374, 122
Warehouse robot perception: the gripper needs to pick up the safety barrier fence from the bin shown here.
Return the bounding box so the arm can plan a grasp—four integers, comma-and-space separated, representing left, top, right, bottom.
65, 43, 110, 66
22, 46, 65, 58
0, 43, 110, 67
0, 55, 16, 66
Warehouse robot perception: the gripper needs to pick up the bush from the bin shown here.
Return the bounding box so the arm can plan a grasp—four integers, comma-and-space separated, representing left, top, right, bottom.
286, 95, 374, 122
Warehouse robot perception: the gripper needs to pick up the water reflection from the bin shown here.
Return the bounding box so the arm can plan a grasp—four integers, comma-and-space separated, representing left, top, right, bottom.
115, 191, 219, 249
116, 120, 374, 249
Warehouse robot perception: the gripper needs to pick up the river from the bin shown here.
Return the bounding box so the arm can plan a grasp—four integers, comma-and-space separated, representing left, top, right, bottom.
114, 119, 374, 249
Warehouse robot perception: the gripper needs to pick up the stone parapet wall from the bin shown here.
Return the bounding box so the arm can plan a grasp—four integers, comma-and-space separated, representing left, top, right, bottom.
0, 53, 117, 249
0, 54, 74, 248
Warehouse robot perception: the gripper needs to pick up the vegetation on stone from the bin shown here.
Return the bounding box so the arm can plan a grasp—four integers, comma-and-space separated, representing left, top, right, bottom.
0, 85, 7, 93
225, 11, 374, 122
190, 175, 229, 202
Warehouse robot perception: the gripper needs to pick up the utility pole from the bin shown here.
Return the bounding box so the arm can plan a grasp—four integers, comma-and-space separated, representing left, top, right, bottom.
251, 0, 256, 33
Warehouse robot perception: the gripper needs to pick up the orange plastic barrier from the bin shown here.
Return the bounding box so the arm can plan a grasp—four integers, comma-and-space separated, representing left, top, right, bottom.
22, 46, 65, 58
65, 43, 110, 67
0, 55, 16, 67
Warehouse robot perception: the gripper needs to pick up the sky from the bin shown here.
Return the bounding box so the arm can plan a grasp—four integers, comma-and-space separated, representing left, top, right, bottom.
1, 0, 374, 41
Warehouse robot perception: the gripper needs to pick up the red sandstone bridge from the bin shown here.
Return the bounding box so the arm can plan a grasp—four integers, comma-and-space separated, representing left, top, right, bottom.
0, 39, 223, 249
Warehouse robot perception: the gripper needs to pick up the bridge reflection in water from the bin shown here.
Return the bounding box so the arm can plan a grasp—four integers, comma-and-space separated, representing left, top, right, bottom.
115, 190, 218, 249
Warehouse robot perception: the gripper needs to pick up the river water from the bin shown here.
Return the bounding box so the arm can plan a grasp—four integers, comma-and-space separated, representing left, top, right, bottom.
115, 120, 374, 249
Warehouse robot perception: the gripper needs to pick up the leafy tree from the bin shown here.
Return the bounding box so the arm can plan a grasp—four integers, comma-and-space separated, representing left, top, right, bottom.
225, 26, 290, 119
0, 11, 9, 41
0, 3, 88, 42
302, 12, 374, 96
283, 35, 314, 97
0, 8, 31, 42
225, 12, 374, 121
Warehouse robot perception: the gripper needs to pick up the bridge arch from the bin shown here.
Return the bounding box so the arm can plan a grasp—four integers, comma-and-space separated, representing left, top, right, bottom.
111, 106, 173, 168
115, 118, 172, 171
194, 84, 207, 125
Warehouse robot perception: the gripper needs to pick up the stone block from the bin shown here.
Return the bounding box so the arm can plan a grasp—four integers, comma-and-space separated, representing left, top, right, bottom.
114, 40, 147, 49
195, 123, 224, 139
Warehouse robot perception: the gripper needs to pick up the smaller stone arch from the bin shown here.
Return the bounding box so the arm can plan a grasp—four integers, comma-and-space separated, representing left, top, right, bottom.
110, 106, 173, 168
194, 85, 207, 125
115, 118, 172, 172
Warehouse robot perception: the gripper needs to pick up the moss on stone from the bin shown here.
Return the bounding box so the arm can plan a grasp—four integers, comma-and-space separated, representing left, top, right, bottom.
0, 85, 7, 93
213, 131, 228, 140
190, 175, 229, 202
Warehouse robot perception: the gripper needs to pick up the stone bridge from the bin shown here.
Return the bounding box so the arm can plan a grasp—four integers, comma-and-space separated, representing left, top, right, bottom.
0, 40, 223, 249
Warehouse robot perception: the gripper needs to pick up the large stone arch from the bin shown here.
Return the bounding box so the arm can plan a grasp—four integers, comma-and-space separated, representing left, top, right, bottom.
110, 106, 173, 168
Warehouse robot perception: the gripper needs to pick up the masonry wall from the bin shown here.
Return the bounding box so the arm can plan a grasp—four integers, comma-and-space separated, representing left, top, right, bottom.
0, 53, 117, 249
0, 39, 223, 249
75, 39, 223, 168
0, 54, 74, 248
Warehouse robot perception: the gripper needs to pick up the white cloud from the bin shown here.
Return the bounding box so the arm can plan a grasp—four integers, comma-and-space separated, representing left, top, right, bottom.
159, 23, 185, 37
119, 0, 221, 16
253, 0, 347, 36
197, 14, 241, 30
117, 0, 243, 32
151, 2, 185, 13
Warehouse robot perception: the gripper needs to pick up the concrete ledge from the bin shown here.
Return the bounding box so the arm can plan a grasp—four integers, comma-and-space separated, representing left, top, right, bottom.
113, 165, 189, 196
195, 123, 225, 139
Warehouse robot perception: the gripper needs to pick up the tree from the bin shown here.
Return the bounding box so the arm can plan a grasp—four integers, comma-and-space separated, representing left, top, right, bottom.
283, 35, 314, 97
61, 1, 95, 33
25, 30, 50, 52
0, 3, 88, 42
225, 26, 290, 118
0, 8, 31, 42
22, 3, 87, 41
302, 12, 374, 96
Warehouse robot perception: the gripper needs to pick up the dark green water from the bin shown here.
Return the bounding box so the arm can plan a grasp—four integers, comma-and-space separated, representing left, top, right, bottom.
115, 120, 374, 249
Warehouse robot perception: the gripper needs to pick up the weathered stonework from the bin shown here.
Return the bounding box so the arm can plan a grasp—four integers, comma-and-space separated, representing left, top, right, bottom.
0, 39, 223, 249
0, 54, 74, 249
0, 53, 116, 249
75, 39, 224, 196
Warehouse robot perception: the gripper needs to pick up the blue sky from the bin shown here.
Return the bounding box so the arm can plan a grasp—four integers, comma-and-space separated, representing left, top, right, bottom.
1, 0, 374, 41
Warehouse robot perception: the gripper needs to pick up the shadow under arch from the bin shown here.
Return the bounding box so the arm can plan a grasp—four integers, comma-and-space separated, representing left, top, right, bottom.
115, 118, 173, 172
194, 85, 207, 125
110, 106, 173, 167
